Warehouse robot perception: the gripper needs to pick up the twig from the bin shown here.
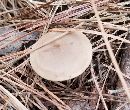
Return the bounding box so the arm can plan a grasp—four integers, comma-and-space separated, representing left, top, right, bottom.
0, 85, 28, 110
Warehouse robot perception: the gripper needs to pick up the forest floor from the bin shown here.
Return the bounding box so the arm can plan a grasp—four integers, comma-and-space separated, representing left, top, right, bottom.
0, 0, 130, 110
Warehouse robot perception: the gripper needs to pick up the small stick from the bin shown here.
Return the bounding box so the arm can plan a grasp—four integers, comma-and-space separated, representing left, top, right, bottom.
0, 85, 28, 110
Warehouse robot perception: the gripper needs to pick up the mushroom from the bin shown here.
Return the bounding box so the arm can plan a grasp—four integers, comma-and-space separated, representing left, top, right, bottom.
30, 31, 92, 81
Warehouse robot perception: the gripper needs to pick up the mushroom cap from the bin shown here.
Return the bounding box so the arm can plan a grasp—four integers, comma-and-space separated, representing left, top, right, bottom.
30, 31, 92, 81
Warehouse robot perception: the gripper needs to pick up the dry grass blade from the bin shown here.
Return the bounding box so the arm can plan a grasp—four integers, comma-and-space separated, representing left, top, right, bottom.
91, 0, 130, 102
91, 66, 108, 110
0, 85, 28, 110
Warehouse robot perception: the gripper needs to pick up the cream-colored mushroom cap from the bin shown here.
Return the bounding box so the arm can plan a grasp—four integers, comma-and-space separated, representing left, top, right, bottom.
30, 31, 92, 81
